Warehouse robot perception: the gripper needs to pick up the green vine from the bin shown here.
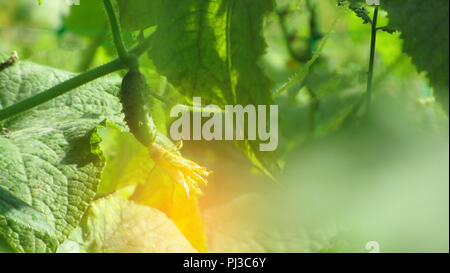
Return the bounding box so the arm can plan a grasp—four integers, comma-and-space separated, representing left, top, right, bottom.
103, 0, 128, 65
0, 1, 152, 122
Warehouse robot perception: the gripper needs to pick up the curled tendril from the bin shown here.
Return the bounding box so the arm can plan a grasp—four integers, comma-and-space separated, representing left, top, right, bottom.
149, 142, 211, 198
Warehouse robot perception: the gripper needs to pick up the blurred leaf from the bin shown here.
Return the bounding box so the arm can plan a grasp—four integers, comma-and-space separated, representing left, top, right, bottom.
0, 187, 58, 252
81, 194, 197, 253
150, 0, 275, 106
116, 0, 161, 31
139, 68, 169, 135
131, 167, 208, 252
282, 93, 449, 252
65, 0, 107, 36
273, 16, 338, 98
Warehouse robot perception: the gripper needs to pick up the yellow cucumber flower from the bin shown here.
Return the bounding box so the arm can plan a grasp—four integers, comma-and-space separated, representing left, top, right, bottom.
149, 142, 211, 198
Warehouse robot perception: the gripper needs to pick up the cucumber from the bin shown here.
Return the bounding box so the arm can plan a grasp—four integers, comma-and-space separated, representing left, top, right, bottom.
120, 68, 156, 146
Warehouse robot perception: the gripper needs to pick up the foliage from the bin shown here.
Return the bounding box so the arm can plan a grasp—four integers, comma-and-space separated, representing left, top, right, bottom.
81, 194, 196, 253
0, 0, 448, 253
116, 0, 160, 31
0, 53, 123, 252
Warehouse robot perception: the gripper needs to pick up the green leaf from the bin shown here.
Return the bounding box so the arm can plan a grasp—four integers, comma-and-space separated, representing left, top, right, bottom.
116, 0, 161, 31
63, 0, 136, 64
57, 227, 88, 253
97, 125, 155, 195
0, 236, 14, 253
150, 0, 274, 106
273, 16, 338, 98
0, 53, 124, 252
203, 194, 336, 252
149, 0, 278, 175
0, 187, 57, 252
65, 0, 108, 36
81, 194, 197, 253
338, 0, 372, 24
382, 0, 449, 112
349, 2, 372, 24
97, 125, 208, 252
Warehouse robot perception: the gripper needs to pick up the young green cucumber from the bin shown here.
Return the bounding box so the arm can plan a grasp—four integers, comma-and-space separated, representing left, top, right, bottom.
120, 68, 156, 147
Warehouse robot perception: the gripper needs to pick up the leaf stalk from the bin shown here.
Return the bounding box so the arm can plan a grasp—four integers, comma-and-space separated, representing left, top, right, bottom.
103, 0, 128, 65
366, 7, 379, 108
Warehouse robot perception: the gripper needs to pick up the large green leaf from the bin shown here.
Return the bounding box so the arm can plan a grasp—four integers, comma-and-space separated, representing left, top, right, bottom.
0, 54, 124, 252
0, 187, 57, 252
65, 0, 108, 36
81, 194, 197, 253
382, 0, 449, 113
150, 0, 274, 106
149, 0, 278, 175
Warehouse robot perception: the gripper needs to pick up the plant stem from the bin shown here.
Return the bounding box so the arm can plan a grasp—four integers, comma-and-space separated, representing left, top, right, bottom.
0, 36, 153, 122
366, 7, 378, 108
103, 0, 128, 64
